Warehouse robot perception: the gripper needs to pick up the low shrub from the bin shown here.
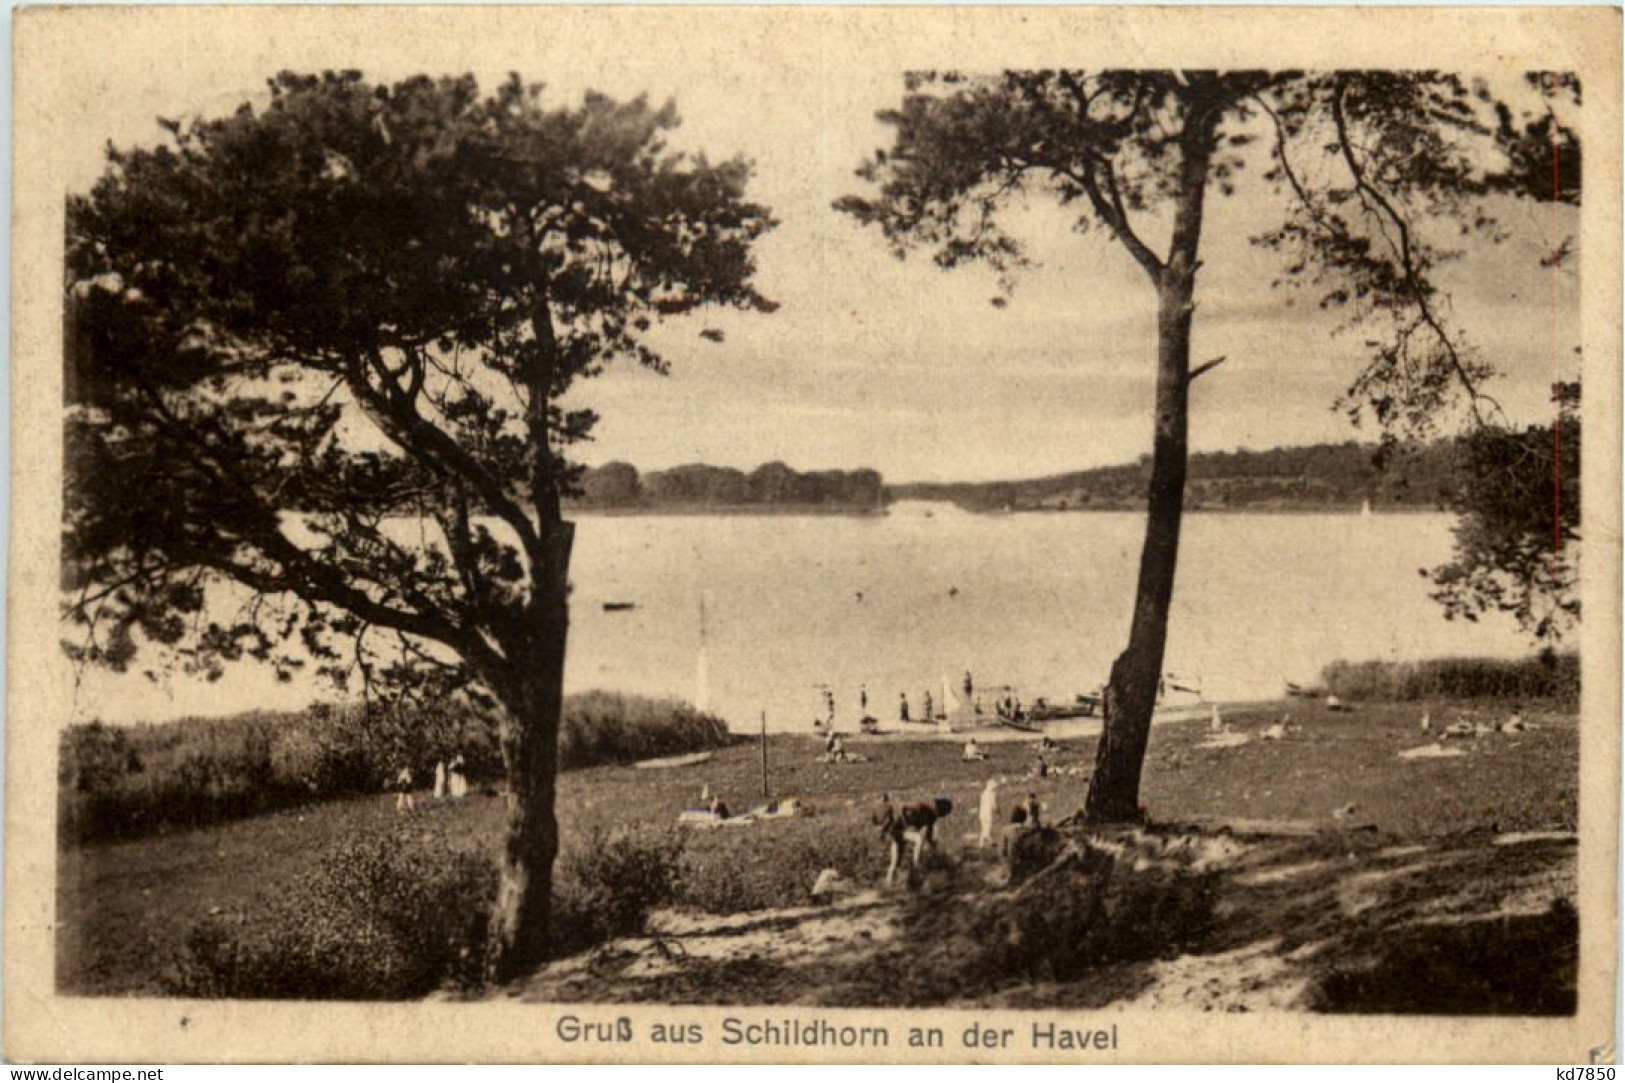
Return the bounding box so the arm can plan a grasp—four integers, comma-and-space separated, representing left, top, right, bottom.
677, 817, 885, 914
1312, 897, 1577, 1015
168, 818, 688, 998
938, 839, 1218, 983
830, 834, 1220, 1005
1320, 652, 1579, 705
553, 825, 688, 957
559, 692, 734, 770
169, 823, 495, 1000
61, 692, 732, 845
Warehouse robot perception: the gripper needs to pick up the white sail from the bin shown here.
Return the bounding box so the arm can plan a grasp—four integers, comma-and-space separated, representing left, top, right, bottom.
694, 593, 712, 712
694, 647, 711, 712
937, 675, 963, 733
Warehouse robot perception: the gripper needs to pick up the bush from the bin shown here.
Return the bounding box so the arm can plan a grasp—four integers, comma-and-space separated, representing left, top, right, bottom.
60, 692, 733, 844
1313, 897, 1577, 1015
554, 825, 687, 957
559, 692, 734, 769
59, 722, 143, 792
677, 818, 884, 914
1320, 652, 1579, 706
170, 824, 496, 999
833, 834, 1220, 1005
169, 819, 691, 998
941, 840, 1219, 983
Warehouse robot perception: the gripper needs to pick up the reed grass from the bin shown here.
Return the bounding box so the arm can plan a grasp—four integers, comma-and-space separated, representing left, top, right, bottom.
1319, 652, 1578, 705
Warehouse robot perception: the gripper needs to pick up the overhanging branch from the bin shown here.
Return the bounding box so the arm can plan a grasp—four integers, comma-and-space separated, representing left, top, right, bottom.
1330, 78, 1503, 425
1188, 355, 1227, 382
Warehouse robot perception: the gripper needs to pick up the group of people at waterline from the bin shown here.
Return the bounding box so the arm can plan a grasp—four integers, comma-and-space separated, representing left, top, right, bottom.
815, 672, 1036, 729
390, 753, 469, 813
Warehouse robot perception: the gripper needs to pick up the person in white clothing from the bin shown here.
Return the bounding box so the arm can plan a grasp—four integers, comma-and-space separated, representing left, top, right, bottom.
392, 766, 415, 813
977, 778, 1001, 850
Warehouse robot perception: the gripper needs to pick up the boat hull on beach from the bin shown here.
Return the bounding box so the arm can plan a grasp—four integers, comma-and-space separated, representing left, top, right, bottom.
633, 751, 715, 770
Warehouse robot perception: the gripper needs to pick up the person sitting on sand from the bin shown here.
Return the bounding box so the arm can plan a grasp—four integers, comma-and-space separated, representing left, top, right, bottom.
818, 734, 849, 763
962, 737, 987, 762
709, 794, 731, 820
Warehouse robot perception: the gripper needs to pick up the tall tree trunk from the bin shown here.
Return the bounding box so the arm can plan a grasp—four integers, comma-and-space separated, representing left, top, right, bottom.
1085, 104, 1217, 824
487, 522, 573, 982
484, 290, 576, 982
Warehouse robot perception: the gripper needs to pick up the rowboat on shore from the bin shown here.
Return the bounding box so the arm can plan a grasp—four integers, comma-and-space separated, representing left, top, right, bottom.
1030, 695, 1103, 721
633, 750, 714, 770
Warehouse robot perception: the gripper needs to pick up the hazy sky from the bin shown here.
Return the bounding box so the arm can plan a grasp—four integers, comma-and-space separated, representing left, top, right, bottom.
64, 51, 1581, 484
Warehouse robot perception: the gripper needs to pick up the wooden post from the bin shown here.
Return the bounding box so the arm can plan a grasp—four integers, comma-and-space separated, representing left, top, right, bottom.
760, 710, 769, 799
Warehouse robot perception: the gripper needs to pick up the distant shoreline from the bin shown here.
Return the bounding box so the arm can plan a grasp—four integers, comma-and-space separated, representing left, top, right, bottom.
567, 502, 1445, 518
569, 503, 887, 518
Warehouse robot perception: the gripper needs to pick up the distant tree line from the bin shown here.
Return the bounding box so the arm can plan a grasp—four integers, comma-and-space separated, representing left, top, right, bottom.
573, 460, 886, 510
890, 440, 1461, 513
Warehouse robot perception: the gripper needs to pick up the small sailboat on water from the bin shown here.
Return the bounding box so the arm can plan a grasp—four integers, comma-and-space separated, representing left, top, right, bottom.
694, 595, 712, 713
938, 675, 964, 733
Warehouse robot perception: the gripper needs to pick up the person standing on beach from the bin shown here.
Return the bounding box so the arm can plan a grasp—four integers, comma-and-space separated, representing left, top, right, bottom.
392, 765, 416, 814
978, 778, 1000, 850
923, 689, 934, 721
899, 693, 910, 722
963, 671, 974, 699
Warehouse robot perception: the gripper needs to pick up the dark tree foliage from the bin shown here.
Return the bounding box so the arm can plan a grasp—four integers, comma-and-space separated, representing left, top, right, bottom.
840, 69, 1578, 821
64, 70, 775, 977
1430, 383, 1580, 643
890, 439, 1459, 512
574, 460, 885, 508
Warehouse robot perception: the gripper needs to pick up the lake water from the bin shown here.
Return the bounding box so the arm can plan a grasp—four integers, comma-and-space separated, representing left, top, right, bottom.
67, 506, 1534, 730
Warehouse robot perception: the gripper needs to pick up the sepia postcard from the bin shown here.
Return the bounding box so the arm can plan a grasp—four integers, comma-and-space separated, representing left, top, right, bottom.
7, 4, 1622, 1065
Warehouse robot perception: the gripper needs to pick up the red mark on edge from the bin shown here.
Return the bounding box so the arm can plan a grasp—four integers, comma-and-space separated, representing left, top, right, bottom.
1551, 139, 1563, 554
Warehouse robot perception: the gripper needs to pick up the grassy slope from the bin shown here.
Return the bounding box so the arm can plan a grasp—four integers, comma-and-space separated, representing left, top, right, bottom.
58, 697, 1577, 998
